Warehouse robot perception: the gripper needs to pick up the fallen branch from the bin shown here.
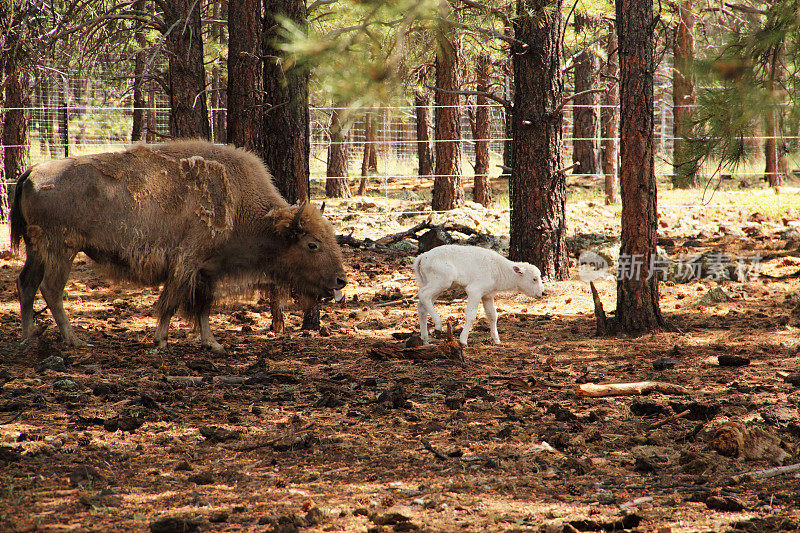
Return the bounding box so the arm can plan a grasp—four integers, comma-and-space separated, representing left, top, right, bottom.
646, 409, 692, 430
576, 381, 690, 398
730, 462, 800, 483
421, 438, 452, 461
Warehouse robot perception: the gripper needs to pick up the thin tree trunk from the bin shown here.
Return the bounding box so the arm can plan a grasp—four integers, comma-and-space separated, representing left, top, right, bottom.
358, 111, 377, 195
616, 0, 664, 333
415, 93, 434, 178
163, 0, 210, 139
227, 0, 262, 152
263, 0, 310, 205
132, 0, 147, 142
764, 45, 785, 188
146, 86, 157, 143
671, 0, 697, 188
326, 108, 351, 198
472, 53, 492, 206
572, 13, 601, 177
211, 0, 227, 143
510, 0, 568, 280
601, 21, 619, 204
431, 0, 464, 211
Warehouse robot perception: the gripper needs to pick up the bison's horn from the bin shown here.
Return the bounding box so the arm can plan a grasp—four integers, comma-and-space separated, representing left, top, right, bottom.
320, 201, 326, 214
291, 201, 307, 230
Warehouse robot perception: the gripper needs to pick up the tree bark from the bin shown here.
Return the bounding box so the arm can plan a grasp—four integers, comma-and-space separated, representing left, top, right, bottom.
764, 45, 786, 188
431, 0, 464, 211
572, 13, 601, 177
2, 47, 30, 194
131, 0, 147, 142
357, 112, 377, 195
163, 0, 210, 139
671, 0, 697, 188
415, 93, 434, 178
211, 0, 227, 143
326, 108, 351, 198
472, 53, 492, 206
601, 21, 619, 204
509, 0, 568, 281
227, 0, 262, 152
616, 0, 664, 333
263, 0, 310, 205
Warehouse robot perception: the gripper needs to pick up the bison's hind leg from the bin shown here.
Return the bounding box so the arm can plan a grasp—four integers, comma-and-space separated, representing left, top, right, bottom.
153, 278, 183, 350
18, 254, 45, 342
38, 250, 84, 347
191, 272, 224, 354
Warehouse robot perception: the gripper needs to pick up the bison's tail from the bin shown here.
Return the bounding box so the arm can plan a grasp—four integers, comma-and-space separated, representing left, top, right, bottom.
9, 167, 33, 255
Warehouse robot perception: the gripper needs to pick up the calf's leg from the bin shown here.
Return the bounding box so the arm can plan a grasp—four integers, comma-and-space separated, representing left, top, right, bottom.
482, 295, 501, 344
459, 290, 483, 346
417, 280, 448, 344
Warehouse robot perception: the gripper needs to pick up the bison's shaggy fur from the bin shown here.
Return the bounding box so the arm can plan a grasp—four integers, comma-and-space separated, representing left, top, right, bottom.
10, 139, 347, 353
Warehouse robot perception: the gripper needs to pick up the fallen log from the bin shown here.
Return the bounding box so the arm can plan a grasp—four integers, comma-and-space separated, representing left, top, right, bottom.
576, 381, 690, 398
730, 462, 800, 483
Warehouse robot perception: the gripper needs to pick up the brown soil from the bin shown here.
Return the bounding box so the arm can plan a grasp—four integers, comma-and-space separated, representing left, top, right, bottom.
1, 196, 800, 533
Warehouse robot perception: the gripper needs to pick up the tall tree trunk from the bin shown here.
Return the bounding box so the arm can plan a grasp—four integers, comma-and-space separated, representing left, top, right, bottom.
431, 0, 464, 211
131, 0, 147, 142
415, 93, 434, 178
572, 13, 601, 177
146, 86, 157, 143
326, 108, 351, 198
472, 53, 492, 206
764, 45, 785, 188
358, 111, 378, 195
616, 0, 664, 333
227, 0, 262, 152
163, 0, 210, 139
601, 21, 619, 204
2, 50, 30, 193
211, 0, 227, 143
671, 0, 697, 188
510, 0, 568, 280
263, 0, 310, 205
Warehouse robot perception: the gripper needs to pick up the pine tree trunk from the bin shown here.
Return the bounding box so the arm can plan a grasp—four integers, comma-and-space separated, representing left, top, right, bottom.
211, 0, 227, 143
326, 108, 351, 198
764, 46, 785, 188
2, 53, 30, 188
472, 54, 492, 206
163, 0, 210, 139
616, 0, 664, 333
358, 111, 378, 195
146, 87, 157, 143
510, 0, 568, 280
572, 14, 601, 177
601, 22, 619, 204
431, 0, 464, 211
131, 0, 146, 142
671, 0, 697, 188
263, 0, 310, 204
414, 94, 434, 177
227, 0, 262, 152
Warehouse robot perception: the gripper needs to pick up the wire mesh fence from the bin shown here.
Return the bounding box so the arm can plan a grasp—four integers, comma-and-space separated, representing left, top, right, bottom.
2, 63, 800, 219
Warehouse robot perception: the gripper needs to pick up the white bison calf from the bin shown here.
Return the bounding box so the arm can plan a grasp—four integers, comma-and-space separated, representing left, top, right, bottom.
414, 245, 544, 346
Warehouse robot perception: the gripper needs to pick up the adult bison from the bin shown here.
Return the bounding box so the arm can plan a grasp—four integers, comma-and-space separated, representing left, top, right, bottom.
10, 139, 347, 353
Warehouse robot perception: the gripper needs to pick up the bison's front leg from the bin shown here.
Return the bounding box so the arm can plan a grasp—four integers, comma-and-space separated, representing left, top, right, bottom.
153, 280, 181, 349
198, 312, 225, 354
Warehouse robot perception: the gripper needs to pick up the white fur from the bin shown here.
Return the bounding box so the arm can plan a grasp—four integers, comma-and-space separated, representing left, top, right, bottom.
413, 245, 545, 346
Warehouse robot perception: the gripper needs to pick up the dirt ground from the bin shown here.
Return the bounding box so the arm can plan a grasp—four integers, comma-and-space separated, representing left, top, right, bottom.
2, 186, 800, 533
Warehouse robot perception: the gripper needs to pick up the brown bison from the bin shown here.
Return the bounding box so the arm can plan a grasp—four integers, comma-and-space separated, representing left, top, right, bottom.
10, 139, 347, 353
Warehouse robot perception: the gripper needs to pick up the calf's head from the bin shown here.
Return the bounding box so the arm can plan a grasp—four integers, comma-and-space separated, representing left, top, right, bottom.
269, 202, 347, 300
513, 263, 545, 298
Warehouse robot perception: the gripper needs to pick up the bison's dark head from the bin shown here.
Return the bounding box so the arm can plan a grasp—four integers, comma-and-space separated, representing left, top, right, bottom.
268, 202, 347, 301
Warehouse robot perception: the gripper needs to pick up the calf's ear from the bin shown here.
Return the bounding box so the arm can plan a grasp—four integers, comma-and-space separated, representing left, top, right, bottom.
513, 265, 522, 275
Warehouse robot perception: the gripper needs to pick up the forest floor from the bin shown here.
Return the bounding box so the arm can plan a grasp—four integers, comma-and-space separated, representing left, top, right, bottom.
2, 183, 800, 533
